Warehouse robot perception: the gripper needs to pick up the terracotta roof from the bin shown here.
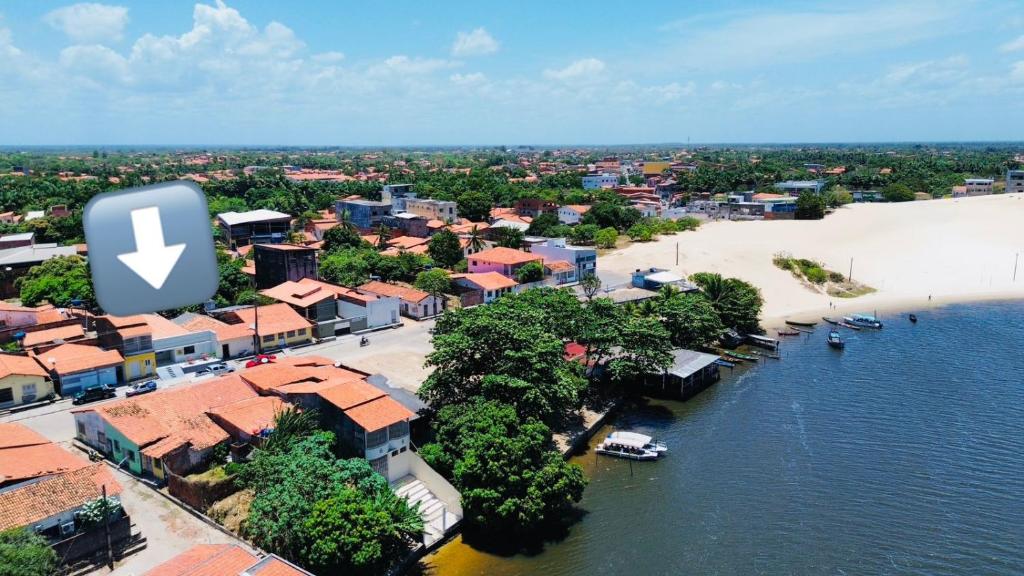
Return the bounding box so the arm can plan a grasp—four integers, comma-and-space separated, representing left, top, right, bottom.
452, 271, 518, 291
207, 396, 285, 436
387, 236, 429, 250
426, 219, 446, 229
0, 423, 49, 450
102, 315, 148, 328
141, 314, 191, 340
229, 304, 312, 339
260, 281, 336, 308
752, 192, 785, 201
316, 379, 385, 411
177, 314, 253, 342
245, 555, 314, 575
239, 364, 328, 394
255, 243, 313, 252
89, 375, 257, 456
344, 396, 414, 432
0, 464, 122, 532
145, 544, 259, 576
0, 354, 48, 379
35, 343, 123, 376
20, 324, 86, 348
358, 281, 431, 303
469, 247, 542, 266
544, 260, 575, 273
0, 442, 90, 485
562, 204, 592, 214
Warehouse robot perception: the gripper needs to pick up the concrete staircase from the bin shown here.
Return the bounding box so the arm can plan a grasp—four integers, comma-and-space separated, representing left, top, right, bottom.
393, 476, 461, 548
156, 365, 185, 380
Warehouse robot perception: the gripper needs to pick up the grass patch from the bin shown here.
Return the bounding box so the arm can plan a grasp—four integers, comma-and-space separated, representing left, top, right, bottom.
774, 252, 875, 298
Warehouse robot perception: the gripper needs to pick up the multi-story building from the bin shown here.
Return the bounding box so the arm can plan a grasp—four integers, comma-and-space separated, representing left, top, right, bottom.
216, 210, 291, 248
528, 238, 597, 280
254, 244, 318, 289
582, 173, 619, 190
1007, 170, 1024, 194
336, 198, 392, 230
404, 197, 458, 223
381, 183, 415, 211
965, 178, 994, 196
468, 246, 544, 279
558, 204, 592, 225
773, 180, 826, 196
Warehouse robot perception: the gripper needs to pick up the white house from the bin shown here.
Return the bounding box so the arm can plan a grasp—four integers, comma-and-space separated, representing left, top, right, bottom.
558, 204, 592, 225
528, 238, 598, 280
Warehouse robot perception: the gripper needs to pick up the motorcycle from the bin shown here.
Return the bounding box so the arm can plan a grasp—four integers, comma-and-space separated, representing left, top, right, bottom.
359, 336, 370, 347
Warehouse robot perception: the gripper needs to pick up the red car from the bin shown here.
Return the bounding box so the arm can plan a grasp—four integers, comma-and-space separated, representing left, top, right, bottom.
245, 354, 277, 368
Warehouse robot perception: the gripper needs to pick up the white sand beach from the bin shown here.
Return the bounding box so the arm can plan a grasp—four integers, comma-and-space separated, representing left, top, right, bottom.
601, 193, 1024, 326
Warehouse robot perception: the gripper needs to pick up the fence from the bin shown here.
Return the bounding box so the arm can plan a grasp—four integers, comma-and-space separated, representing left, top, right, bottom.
52, 515, 132, 566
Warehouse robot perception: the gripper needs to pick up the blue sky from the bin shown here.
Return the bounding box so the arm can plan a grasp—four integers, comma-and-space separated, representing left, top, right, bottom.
1, 0, 1023, 145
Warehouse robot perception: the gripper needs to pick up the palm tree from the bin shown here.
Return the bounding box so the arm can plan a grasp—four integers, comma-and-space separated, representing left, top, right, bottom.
374, 224, 392, 250
466, 225, 486, 254
372, 489, 424, 540
262, 407, 319, 453
337, 208, 357, 232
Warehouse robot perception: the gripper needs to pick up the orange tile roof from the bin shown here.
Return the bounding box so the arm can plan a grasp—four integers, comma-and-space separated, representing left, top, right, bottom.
562, 204, 592, 214
0, 464, 122, 532
387, 236, 429, 249
246, 555, 313, 575
451, 271, 518, 291
102, 315, 148, 329
207, 396, 285, 435
260, 281, 336, 308
358, 280, 431, 303
89, 375, 257, 456
544, 260, 575, 273
239, 364, 328, 394
21, 324, 86, 348
178, 314, 253, 342
469, 246, 542, 266
141, 314, 191, 340
344, 395, 414, 432
34, 343, 123, 376
255, 243, 313, 252
145, 544, 259, 576
752, 193, 785, 201
0, 354, 48, 379
0, 442, 90, 485
316, 379, 385, 411
0, 423, 49, 450
229, 304, 312, 338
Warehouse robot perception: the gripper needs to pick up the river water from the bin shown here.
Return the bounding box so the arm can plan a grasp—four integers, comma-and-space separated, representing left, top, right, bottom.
424, 301, 1024, 575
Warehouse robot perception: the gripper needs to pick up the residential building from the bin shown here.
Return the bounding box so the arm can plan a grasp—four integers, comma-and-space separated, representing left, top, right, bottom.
224, 303, 313, 351
631, 268, 698, 291
405, 197, 458, 223
0, 232, 34, 249
254, 244, 318, 289
172, 312, 255, 359
20, 324, 86, 351
73, 375, 259, 479
544, 260, 577, 285
95, 315, 156, 381
451, 272, 518, 306
383, 211, 430, 237
206, 395, 284, 444
33, 343, 123, 396
773, 180, 826, 195
0, 243, 77, 298
1007, 169, 1024, 194
121, 314, 218, 368
558, 204, 592, 225
358, 281, 443, 319
336, 198, 392, 230
0, 424, 90, 487
287, 277, 400, 332
964, 178, 994, 196
0, 462, 122, 538
582, 173, 619, 190
0, 354, 53, 408
216, 210, 291, 248
528, 238, 597, 280
514, 198, 558, 217
642, 161, 672, 176
631, 200, 660, 218
144, 544, 313, 576
260, 279, 340, 338
468, 246, 544, 279
381, 183, 415, 211
0, 302, 68, 330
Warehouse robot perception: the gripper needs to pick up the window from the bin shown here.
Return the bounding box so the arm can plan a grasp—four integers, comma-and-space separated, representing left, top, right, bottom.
365, 428, 388, 449
21, 383, 36, 396
77, 422, 86, 437
144, 359, 152, 366
183, 345, 195, 354
262, 335, 274, 343
113, 439, 121, 453
0, 388, 12, 403
154, 458, 162, 470
286, 330, 295, 337
297, 328, 306, 335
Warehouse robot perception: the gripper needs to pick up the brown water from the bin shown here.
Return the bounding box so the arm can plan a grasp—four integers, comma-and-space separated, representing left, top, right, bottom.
422, 302, 1024, 576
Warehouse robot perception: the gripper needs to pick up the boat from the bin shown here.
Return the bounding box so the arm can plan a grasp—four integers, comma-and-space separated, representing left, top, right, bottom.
785, 320, 817, 327
746, 334, 779, 350
607, 431, 668, 454
595, 434, 661, 461
777, 329, 800, 336
718, 349, 758, 361
909, 314, 918, 323
822, 317, 839, 325
843, 314, 883, 329
714, 358, 736, 368
827, 330, 845, 349
837, 321, 862, 331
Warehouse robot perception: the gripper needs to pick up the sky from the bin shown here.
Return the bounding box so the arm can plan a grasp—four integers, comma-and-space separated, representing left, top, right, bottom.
1, 0, 1024, 146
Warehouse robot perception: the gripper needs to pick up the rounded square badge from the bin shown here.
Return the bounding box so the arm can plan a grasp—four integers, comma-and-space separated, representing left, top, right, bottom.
84, 181, 219, 316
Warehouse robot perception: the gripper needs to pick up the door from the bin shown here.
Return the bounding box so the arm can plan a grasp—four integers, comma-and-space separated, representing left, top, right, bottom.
129, 362, 141, 380
222, 344, 230, 359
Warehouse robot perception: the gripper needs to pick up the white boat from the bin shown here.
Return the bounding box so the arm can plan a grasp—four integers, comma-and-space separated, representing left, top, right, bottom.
596, 432, 664, 461
607, 431, 668, 454
843, 314, 883, 329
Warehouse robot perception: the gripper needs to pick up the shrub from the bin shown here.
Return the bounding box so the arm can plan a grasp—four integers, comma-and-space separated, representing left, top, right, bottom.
804, 266, 828, 284
676, 216, 702, 231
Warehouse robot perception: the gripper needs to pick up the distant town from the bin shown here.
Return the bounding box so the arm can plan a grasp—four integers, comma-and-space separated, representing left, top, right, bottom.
0, 143, 1021, 575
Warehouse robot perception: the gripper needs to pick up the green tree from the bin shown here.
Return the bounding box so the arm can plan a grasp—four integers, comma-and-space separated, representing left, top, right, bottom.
608, 316, 673, 382
262, 407, 320, 454
569, 223, 599, 245
414, 268, 451, 311
526, 212, 560, 236
690, 272, 764, 334
655, 289, 724, 349
825, 187, 854, 207
373, 224, 391, 250
322, 225, 366, 252
16, 255, 94, 307
882, 183, 915, 202
594, 227, 618, 249
427, 229, 463, 269
579, 273, 602, 301
493, 227, 524, 249
457, 190, 493, 222
795, 191, 826, 219
0, 528, 57, 576
515, 260, 544, 283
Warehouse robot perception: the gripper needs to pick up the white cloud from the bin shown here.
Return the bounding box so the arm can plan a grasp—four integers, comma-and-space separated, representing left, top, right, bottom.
373, 55, 458, 76
451, 27, 498, 57
450, 72, 486, 85
1001, 35, 1024, 52
312, 51, 345, 63
543, 58, 605, 81
44, 3, 129, 43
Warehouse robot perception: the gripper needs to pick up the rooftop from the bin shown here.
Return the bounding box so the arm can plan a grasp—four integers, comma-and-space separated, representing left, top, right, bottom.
174, 312, 253, 342
358, 280, 431, 303
316, 379, 386, 411
0, 353, 48, 379
667, 348, 721, 379
0, 463, 122, 532
344, 395, 415, 432
0, 423, 49, 450
451, 271, 519, 291
260, 280, 336, 308
229, 304, 312, 338
217, 210, 291, 226
470, 246, 542, 266
207, 396, 285, 435
0, 442, 90, 485
145, 544, 258, 576
35, 343, 123, 376
0, 244, 77, 266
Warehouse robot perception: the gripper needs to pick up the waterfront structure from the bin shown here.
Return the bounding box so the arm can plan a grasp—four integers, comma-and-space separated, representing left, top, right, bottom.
774, 180, 826, 196
529, 238, 597, 280
644, 348, 721, 399
253, 244, 318, 289
216, 209, 291, 248
1007, 169, 1024, 194
336, 198, 392, 230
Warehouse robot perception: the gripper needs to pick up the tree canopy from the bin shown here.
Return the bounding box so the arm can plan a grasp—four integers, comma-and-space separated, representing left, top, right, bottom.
690, 272, 764, 334
16, 254, 94, 307
427, 229, 463, 269
0, 528, 57, 576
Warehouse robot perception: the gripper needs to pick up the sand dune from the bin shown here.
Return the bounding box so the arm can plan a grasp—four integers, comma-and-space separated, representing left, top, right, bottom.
600, 193, 1024, 325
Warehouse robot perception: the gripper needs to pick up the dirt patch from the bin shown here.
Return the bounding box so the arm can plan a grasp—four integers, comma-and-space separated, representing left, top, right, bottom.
207, 488, 254, 535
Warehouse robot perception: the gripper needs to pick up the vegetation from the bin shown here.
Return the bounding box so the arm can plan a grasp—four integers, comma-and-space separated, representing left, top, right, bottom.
772, 253, 875, 298
690, 272, 764, 334
0, 528, 57, 576
77, 496, 122, 528
882, 183, 916, 202
16, 254, 94, 307
427, 229, 463, 269
414, 268, 451, 310
594, 227, 618, 249
515, 260, 545, 284
795, 191, 826, 220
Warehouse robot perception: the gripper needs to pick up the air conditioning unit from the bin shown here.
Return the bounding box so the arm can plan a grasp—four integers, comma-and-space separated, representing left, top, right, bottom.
59, 521, 75, 536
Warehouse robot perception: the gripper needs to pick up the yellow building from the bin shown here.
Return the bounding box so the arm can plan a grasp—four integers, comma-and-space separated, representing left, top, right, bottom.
643, 161, 672, 176
123, 351, 157, 382
0, 354, 53, 407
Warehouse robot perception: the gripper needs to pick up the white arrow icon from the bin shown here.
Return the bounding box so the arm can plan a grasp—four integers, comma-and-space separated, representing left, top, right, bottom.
117, 206, 187, 290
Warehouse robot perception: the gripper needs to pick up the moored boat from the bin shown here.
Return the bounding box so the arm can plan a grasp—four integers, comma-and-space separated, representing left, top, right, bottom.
717, 349, 758, 361
607, 431, 668, 454
909, 314, 918, 323
777, 329, 800, 336
844, 314, 883, 329
827, 330, 845, 349
837, 321, 862, 330
785, 320, 817, 327
596, 434, 661, 460
746, 334, 779, 350
822, 317, 839, 325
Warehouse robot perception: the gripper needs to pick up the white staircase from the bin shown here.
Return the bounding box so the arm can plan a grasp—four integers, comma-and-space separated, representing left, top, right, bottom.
393, 476, 461, 548
156, 365, 185, 380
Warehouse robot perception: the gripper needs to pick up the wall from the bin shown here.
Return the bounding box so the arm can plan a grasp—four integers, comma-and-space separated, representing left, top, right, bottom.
221, 336, 254, 359
59, 366, 118, 396
407, 451, 463, 518
51, 515, 132, 565
154, 331, 218, 365
123, 351, 156, 382
366, 296, 400, 328
0, 373, 51, 408
104, 423, 143, 475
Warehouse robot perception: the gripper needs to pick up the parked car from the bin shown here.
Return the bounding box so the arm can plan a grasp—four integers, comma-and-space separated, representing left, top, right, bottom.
198, 362, 234, 376
244, 354, 277, 368
125, 380, 158, 397
72, 385, 116, 405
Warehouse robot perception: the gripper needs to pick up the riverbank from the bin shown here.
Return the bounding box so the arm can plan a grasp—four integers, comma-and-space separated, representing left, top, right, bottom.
599, 193, 1024, 327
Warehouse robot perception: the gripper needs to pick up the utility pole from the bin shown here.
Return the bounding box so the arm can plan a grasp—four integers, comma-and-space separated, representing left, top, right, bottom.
676, 242, 679, 266
102, 484, 113, 569
1014, 252, 1019, 282
848, 257, 854, 283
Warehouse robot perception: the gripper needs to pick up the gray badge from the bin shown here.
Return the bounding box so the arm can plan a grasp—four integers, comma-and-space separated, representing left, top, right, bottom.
84, 181, 219, 316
